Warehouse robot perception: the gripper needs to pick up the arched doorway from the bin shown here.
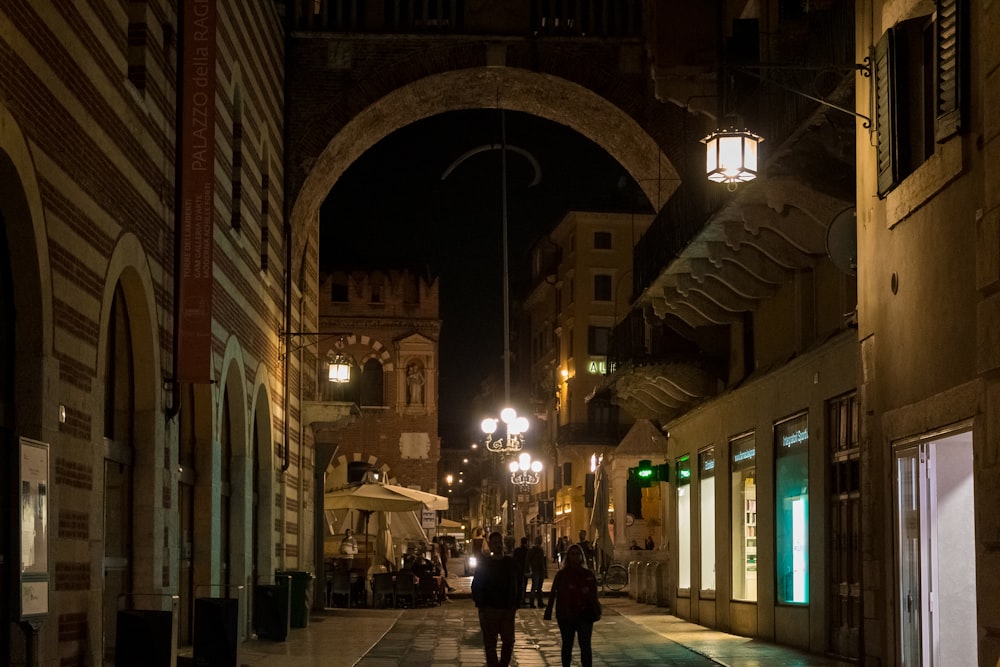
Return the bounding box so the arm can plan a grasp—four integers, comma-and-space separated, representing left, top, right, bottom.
0, 197, 15, 662
100, 284, 136, 663
251, 387, 275, 588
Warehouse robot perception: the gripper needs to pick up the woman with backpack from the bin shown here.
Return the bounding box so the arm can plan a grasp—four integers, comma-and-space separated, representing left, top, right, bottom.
543, 543, 601, 667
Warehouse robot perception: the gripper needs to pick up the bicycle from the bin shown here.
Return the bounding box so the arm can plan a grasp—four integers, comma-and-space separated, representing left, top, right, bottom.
596, 560, 628, 592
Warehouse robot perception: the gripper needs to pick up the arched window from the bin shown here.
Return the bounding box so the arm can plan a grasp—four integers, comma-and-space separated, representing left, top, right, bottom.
360, 358, 384, 406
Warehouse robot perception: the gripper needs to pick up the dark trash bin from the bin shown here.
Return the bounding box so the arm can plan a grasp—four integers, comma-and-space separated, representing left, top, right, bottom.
193, 597, 239, 667
116, 609, 173, 667
253, 581, 290, 641
275, 570, 314, 628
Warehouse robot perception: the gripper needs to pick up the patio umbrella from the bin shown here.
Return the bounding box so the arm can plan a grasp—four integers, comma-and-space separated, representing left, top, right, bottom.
589, 463, 614, 573
325, 483, 431, 513
324, 480, 448, 571
374, 511, 396, 571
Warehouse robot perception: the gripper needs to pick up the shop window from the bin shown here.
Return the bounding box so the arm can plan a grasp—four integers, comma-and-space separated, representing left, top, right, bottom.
676, 455, 692, 591
775, 413, 809, 605
699, 447, 716, 593
730, 432, 757, 601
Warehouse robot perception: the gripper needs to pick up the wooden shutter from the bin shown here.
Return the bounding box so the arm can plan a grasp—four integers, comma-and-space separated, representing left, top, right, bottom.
934, 0, 963, 141
874, 29, 900, 198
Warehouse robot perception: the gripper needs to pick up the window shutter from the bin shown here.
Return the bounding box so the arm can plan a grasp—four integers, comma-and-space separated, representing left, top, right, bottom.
934, 0, 963, 141
875, 29, 900, 198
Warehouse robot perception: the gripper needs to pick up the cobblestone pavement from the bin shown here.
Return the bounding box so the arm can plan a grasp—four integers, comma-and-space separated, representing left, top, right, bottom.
352, 600, 725, 666
237, 574, 856, 667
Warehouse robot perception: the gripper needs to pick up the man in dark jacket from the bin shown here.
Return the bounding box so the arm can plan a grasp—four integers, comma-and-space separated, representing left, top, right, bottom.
512, 536, 529, 606
526, 535, 548, 608
471, 532, 520, 667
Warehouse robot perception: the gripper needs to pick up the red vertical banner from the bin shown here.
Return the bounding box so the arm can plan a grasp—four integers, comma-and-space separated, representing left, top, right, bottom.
177, 0, 216, 383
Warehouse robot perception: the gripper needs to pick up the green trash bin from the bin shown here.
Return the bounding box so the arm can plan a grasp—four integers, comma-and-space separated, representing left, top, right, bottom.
275, 570, 314, 628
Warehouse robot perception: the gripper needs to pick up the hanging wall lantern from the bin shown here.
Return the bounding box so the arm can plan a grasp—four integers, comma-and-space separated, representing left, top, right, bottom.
702, 128, 764, 188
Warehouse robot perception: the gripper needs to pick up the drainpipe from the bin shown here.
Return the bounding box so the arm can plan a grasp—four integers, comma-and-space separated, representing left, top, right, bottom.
279, 222, 291, 571
297, 295, 306, 569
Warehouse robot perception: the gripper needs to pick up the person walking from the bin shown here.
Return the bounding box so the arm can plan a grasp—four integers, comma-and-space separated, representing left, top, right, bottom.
526, 534, 548, 608
577, 529, 595, 570
544, 543, 602, 667
512, 536, 529, 606
435, 535, 455, 592
471, 531, 520, 667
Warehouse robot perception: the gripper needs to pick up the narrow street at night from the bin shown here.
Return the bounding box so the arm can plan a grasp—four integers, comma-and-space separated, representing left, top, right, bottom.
234, 576, 853, 667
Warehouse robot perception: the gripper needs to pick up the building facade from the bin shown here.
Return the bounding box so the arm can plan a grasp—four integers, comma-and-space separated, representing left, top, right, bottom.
1, 2, 301, 664
4, 1, 999, 665
315, 267, 442, 496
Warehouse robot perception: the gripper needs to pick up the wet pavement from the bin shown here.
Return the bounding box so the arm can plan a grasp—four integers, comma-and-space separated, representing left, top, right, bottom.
235, 574, 856, 667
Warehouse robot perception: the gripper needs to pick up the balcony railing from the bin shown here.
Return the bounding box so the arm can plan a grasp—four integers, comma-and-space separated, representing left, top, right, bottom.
288, 0, 642, 37
632, 177, 727, 299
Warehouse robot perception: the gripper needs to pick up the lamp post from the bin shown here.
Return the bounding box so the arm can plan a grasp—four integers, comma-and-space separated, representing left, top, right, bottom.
480, 407, 529, 453
509, 452, 543, 490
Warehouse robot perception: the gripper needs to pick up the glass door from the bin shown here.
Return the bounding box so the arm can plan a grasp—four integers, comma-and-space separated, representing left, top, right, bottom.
894, 445, 924, 666
894, 431, 978, 667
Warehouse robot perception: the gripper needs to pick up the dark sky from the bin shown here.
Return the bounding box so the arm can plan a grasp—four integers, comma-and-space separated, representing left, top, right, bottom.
320, 110, 649, 447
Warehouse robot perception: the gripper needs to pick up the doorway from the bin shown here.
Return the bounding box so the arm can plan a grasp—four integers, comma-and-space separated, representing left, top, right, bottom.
893, 428, 977, 666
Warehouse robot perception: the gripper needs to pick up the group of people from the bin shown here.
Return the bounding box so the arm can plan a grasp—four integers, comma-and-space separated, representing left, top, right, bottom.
337, 528, 455, 605
472, 529, 602, 667
629, 535, 655, 550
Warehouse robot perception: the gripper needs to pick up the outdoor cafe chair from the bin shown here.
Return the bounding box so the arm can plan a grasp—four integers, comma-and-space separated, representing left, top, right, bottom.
329, 570, 352, 608
393, 571, 416, 608
371, 572, 395, 609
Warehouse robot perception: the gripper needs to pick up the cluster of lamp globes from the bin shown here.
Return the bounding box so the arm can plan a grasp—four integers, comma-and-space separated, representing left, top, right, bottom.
480, 407, 530, 453
479, 408, 542, 486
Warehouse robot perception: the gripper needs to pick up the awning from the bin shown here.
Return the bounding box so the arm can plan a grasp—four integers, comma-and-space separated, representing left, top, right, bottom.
438, 517, 463, 529
325, 508, 427, 543
383, 483, 449, 511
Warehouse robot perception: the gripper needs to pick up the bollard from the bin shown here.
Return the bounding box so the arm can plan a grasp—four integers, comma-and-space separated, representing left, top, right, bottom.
628, 561, 639, 600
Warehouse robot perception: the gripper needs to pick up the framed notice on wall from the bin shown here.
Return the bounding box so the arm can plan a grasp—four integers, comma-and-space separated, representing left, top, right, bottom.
19, 437, 49, 620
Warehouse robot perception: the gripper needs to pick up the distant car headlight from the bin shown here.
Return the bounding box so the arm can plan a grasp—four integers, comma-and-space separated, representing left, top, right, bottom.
468, 556, 477, 568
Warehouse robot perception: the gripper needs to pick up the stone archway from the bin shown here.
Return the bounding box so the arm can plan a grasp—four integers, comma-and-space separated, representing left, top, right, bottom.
288, 67, 681, 282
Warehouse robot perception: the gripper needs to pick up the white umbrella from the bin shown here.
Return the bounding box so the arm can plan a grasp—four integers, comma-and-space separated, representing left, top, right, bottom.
325, 483, 429, 513
374, 511, 396, 571
324, 480, 447, 571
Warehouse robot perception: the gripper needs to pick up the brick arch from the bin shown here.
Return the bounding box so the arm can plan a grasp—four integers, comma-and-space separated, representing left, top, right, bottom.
332, 334, 394, 372
288, 66, 683, 279
328, 453, 401, 485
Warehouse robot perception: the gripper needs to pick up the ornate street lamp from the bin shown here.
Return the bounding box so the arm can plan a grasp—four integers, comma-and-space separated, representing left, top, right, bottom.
480, 407, 529, 453
509, 452, 542, 489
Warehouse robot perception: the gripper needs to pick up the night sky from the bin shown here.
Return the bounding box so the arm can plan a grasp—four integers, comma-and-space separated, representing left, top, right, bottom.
320, 110, 650, 448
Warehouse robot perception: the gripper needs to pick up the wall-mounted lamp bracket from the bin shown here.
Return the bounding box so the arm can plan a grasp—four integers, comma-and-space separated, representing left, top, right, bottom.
733, 61, 873, 129
278, 329, 350, 360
